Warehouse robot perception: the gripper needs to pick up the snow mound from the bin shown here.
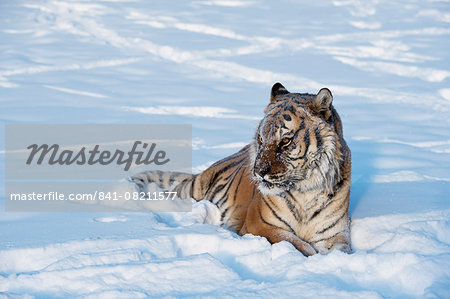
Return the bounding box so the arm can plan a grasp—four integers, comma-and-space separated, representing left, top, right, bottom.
0, 206, 449, 298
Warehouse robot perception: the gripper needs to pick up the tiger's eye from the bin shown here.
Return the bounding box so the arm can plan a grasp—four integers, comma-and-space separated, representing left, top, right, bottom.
280, 137, 292, 147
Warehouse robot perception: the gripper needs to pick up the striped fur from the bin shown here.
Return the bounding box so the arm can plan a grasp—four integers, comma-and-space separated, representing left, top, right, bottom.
132, 83, 351, 256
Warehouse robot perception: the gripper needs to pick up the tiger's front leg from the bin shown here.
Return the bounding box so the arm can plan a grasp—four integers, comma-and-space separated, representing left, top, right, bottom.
243, 225, 317, 256
240, 198, 317, 257
313, 229, 352, 254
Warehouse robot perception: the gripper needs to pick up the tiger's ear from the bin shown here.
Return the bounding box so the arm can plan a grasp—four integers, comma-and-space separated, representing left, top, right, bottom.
313, 88, 333, 111
270, 82, 289, 102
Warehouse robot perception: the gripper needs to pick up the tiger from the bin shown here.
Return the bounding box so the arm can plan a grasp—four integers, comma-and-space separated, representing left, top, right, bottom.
132, 83, 352, 256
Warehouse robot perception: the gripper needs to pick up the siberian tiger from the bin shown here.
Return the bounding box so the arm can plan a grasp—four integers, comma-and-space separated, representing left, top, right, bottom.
132, 83, 351, 256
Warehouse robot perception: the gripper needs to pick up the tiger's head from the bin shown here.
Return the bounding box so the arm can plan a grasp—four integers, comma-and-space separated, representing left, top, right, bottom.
250, 83, 343, 196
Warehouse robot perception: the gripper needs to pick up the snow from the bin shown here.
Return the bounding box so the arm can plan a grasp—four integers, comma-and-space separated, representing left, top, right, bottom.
1, 0, 449, 297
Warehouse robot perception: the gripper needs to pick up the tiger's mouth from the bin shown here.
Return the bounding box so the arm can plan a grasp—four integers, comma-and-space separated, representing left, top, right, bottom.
254, 175, 297, 196
257, 180, 285, 196
258, 178, 275, 188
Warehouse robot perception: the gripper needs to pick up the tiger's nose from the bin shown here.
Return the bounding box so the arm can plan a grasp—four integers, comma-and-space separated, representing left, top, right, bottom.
254, 165, 271, 180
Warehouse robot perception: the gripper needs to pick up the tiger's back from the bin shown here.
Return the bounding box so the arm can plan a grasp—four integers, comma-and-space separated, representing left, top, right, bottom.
133, 83, 351, 256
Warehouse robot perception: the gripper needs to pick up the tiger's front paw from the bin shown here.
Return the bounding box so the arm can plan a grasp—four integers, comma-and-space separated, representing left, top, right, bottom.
293, 239, 317, 257
334, 242, 352, 254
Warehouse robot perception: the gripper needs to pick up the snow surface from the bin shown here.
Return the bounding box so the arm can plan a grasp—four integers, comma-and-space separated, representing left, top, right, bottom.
1, 0, 450, 297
